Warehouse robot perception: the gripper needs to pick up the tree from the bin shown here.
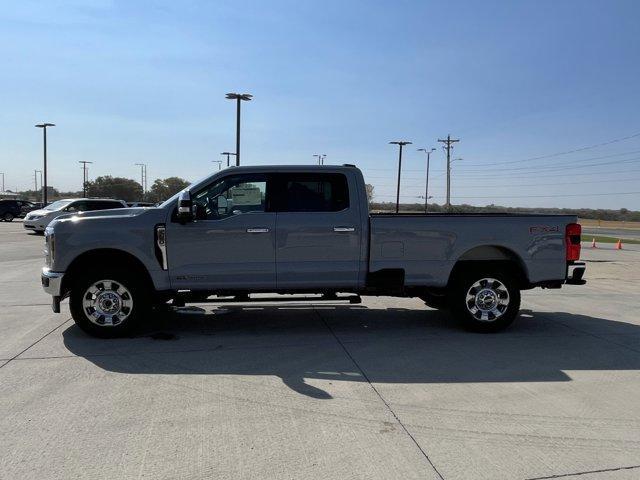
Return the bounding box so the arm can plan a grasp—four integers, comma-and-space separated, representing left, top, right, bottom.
148, 177, 190, 203
365, 184, 375, 203
85, 176, 142, 202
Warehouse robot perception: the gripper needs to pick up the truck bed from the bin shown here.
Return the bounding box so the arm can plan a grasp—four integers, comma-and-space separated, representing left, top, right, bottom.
368, 214, 577, 287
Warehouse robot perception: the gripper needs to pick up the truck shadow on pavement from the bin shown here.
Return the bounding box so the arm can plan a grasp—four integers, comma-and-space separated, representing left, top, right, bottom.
62, 305, 640, 399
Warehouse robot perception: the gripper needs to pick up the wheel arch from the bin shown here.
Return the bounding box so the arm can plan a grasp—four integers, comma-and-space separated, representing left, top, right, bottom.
61, 248, 154, 297
448, 245, 530, 288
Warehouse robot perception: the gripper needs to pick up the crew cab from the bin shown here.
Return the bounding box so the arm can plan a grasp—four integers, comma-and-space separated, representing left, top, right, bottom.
41, 165, 586, 337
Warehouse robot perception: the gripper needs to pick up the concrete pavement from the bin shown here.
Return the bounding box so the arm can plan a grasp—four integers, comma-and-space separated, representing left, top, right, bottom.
1, 221, 640, 480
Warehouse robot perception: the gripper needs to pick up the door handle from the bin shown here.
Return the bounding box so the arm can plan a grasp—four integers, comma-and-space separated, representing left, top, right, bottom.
246, 228, 270, 233
333, 226, 355, 232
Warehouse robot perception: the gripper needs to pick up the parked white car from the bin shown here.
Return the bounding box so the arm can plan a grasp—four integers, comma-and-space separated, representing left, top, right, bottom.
23, 198, 127, 233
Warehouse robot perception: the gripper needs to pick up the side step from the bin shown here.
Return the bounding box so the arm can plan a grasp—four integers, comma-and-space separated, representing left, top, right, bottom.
173, 293, 362, 306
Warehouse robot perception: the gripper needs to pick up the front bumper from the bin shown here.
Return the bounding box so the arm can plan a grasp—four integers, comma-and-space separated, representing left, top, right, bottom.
41, 268, 65, 313
566, 261, 586, 285
24, 219, 46, 231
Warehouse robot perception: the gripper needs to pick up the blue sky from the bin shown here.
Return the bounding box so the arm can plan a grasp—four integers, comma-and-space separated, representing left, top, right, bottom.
1, 0, 639, 209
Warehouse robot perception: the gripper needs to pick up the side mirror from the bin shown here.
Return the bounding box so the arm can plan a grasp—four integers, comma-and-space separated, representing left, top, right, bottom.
177, 191, 194, 223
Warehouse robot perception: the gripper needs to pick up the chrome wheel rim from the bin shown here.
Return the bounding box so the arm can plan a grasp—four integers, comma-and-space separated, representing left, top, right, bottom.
82, 279, 133, 327
465, 277, 509, 322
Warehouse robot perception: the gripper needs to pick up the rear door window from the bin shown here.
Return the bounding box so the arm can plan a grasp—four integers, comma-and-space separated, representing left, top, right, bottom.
276, 173, 349, 212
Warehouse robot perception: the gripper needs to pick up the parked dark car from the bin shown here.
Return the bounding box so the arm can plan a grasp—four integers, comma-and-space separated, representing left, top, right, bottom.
0, 199, 35, 221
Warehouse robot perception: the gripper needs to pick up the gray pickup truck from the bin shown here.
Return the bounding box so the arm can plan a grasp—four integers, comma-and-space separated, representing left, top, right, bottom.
41, 165, 586, 337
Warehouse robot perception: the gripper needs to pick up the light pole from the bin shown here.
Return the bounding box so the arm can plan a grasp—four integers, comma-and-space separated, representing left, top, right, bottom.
134, 163, 147, 200
313, 154, 326, 165
35, 123, 55, 204
212, 160, 222, 171
389, 141, 412, 214
417, 147, 436, 213
35, 170, 42, 196
221, 152, 237, 167
225, 93, 253, 166
0, 173, 4, 192
78, 161, 93, 197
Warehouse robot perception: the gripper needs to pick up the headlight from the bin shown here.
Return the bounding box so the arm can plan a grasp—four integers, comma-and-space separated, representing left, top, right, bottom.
44, 227, 55, 266
29, 214, 43, 220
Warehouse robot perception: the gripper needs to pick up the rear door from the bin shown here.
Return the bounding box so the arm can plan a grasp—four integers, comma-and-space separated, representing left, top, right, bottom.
274, 172, 361, 289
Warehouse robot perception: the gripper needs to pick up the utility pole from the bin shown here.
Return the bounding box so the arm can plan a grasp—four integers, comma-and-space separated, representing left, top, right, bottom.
134, 163, 147, 200
389, 141, 412, 213
35, 123, 55, 204
417, 147, 436, 213
78, 161, 93, 197
212, 160, 222, 171
437, 134, 459, 208
225, 93, 253, 166
221, 152, 237, 167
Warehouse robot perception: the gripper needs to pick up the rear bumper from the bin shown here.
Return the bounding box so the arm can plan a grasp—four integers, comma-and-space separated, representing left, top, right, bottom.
566, 261, 586, 285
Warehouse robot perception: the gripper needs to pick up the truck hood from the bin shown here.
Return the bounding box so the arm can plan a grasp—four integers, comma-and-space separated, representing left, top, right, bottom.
50, 207, 165, 228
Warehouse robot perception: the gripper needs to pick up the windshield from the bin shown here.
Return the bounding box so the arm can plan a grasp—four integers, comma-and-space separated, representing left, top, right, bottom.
44, 200, 74, 211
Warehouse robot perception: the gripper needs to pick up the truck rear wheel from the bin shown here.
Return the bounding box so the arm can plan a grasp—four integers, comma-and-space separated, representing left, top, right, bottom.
70, 269, 150, 338
449, 267, 520, 333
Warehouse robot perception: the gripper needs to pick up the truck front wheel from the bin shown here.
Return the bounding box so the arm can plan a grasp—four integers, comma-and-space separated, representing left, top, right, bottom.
70, 269, 150, 338
450, 267, 521, 333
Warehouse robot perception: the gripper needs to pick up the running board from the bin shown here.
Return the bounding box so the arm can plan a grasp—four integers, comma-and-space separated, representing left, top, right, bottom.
173, 293, 362, 305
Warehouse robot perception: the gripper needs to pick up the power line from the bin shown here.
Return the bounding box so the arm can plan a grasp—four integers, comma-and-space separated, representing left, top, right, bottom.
450, 191, 640, 199
462, 131, 640, 167
454, 148, 640, 172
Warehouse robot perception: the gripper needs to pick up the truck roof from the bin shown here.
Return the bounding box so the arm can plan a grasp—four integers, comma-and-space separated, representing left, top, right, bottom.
217, 165, 359, 173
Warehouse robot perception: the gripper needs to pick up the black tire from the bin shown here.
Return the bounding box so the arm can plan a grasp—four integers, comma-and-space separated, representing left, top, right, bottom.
3, 212, 14, 222
449, 266, 521, 333
419, 292, 449, 310
70, 268, 151, 338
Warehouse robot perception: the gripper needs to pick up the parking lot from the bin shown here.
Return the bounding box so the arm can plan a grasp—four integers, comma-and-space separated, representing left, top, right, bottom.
1, 220, 640, 480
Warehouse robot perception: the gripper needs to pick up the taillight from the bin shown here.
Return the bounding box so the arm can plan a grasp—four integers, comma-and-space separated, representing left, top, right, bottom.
566, 223, 581, 261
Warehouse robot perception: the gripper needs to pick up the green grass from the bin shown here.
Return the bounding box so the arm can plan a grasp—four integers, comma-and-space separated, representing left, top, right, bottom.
586, 235, 640, 245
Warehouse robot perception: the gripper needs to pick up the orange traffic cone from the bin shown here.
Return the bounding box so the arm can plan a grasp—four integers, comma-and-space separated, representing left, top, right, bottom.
616, 239, 623, 250
591, 238, 597, 248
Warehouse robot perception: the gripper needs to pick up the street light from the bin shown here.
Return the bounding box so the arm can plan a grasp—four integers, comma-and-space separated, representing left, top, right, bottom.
35, 170, 42, 194
221, 152, 237, 167
35, 123, 55, 204
417, 147, 436, 213
389, 141, 412, 214
0, 172, 4, 192
134, 163, 147, 200
225, 93, 253, 166
313, 154, 327, 165
212, 160, 222, 171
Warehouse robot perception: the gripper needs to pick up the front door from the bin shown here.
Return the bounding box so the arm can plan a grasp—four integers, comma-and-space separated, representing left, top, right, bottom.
166, 173, 276, 291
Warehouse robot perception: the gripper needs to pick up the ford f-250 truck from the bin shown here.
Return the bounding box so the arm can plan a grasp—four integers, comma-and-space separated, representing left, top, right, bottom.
41, 165, 586, 337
